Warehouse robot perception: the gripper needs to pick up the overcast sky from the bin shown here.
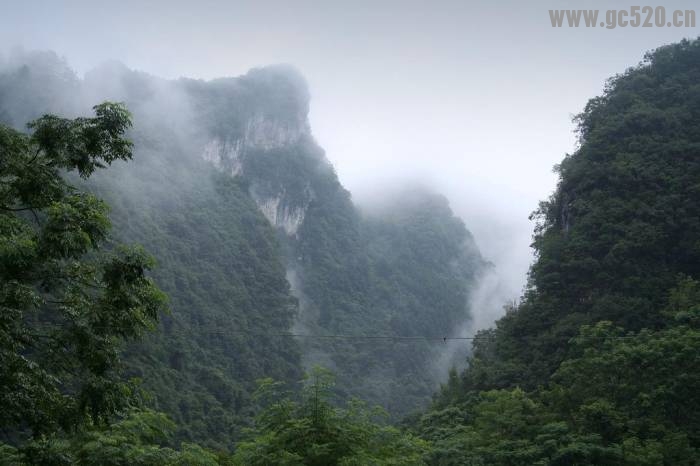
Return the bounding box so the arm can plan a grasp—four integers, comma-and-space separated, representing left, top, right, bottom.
2, 0, 699, 303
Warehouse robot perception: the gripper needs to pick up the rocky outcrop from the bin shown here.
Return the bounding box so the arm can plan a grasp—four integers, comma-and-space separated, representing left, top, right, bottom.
192, 65, 316, 235
251, 193, 306, 235
201, 138, 243, 175
199, 111, 310, 173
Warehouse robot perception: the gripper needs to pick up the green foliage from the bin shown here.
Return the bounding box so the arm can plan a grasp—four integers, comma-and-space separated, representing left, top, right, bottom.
495, 38, 700, 386
2, 410, 229, 465
0, 103, 167, 438
419, 389, 620, 465
0, 103, 230, 463
547, 316, 699, 462
0, 53, 305, 449
0, 443, 22, 466
0, 52, 487, 436
86, 153, 303, 449
420, 299, 700, 464
289, 178, 486, 416
232, 368, 430, 465
182, 62, 487, 417
421, 39, 700, 465
8, 41, 700, 465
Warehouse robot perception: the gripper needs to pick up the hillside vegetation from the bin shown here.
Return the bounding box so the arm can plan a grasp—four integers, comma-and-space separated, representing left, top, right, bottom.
0, 52, 485, 450
1, 38, 700, 465
418, 38, 700, 465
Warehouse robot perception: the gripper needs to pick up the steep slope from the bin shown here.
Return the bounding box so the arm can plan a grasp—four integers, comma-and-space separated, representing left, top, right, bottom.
0, 52, 488, 437
184, 68, 488, 415
418, 39, 700, 465
0, 54, 303, 449
485, 38, 700, 389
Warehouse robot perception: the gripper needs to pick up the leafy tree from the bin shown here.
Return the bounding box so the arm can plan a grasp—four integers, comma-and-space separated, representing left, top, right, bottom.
484, 38, 700, 388
0, 103, 167, 438
419, 277, 700, 465
547, 285, 700, 464
1, 410, 230, 465
232, 368, 430, 465
0, 52, 487, 439
419, 389, 619, 466
422, 38, 700, 465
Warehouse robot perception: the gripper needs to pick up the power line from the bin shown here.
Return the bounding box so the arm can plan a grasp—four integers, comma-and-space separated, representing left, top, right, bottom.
138, 328, 642, 342
196, 332, 474, 341
49, 325, 646, 343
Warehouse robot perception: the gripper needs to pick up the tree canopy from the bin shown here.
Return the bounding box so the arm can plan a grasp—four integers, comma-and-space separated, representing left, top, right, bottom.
420, 39, 700, 465
0, 102, 168, 437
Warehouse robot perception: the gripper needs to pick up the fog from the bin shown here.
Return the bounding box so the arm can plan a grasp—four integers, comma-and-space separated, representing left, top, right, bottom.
2, 0, 699, 331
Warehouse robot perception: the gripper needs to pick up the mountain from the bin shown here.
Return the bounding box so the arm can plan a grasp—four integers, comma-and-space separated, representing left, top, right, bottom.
181, 64, 488, 417
3, 37, 700, 464
417, 38, 700, 465
461, 37, 700, 390
0, 51, 488, 447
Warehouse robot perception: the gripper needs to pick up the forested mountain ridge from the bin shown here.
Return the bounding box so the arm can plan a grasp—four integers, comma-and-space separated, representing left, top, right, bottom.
462, 37, 700, 389
418, 38, 700, 465
1, 54, 305, 449
5, 38, 698, 465
0, 51, 487, 448
0, 99, 430, 466
182, 65, 488, 416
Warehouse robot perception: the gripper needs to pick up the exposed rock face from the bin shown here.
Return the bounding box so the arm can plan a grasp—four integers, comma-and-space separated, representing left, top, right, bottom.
251, 191, 307, 236
192, 65, 315, 235
244, 112, 309, 149
0, 52, 489, 423
199, 113, 310, 173
201, 138, 243, 175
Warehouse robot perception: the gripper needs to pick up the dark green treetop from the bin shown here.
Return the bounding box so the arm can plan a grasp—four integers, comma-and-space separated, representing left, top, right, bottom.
0, 102, 167, 436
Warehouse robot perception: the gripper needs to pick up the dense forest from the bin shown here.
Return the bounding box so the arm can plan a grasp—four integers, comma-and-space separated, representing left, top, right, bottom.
417, 38, 700, 464
0, 53, 486, 451
1, 38, 700, 464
